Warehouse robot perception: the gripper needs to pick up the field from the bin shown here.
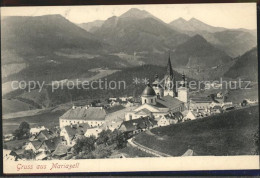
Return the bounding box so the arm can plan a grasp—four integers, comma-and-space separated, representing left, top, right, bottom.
3, 110, 65, 135
135, 106, 259, 156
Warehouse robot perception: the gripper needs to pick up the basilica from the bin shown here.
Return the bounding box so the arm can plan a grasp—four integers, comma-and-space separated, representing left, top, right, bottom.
125, 56, 189, 121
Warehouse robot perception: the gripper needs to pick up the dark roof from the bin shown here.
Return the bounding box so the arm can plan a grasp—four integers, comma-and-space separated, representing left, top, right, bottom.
157, 95, 184, 109
60, 106, 106, 121
30, 140, 43, 149
120, 117, 157, 132
165, 56, 174, 77
52, 144, 71, 156
165, 111, 183, 120
37, 130, 54, 140
142, 85, 156, 96
64, 123, 91, 139
42, 137, 62, 151
190, 97, 212, 103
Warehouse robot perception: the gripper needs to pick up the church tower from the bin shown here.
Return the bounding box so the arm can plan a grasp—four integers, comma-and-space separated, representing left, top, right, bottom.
163, 55, 177, 97
177, 72, 189, 103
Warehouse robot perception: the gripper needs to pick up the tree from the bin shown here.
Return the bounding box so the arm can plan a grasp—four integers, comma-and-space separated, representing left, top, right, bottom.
96, 129, 113, 145
73, 136, 96, 154
13, 121, 30, 139
111, 129, 127, 149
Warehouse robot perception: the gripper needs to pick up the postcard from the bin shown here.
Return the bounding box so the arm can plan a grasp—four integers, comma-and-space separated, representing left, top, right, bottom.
1, 3, 259, 174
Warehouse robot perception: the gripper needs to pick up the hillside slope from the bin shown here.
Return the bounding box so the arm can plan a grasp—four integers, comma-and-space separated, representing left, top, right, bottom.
224, 47, 258, 81
171, 35, 232, 68
135, 106, 259, 156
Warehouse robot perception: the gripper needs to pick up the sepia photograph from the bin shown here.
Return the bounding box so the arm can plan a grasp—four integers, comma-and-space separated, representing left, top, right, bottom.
1, 3, 259, 174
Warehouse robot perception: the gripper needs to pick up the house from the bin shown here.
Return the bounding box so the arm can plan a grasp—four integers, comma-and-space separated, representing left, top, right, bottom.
212, 105, 223, 114
25, 140, 43, 153
52, 144, 72, 158
84, 127, 103, 138
60, 123, 90, 146
189, 97, 212, 111
59, 106, 106, 128
30, 126, 46, 135
119, 116, 157, 135
35, 130, 55, 141
3, 134, 14, 142
3, 149, 20, 161
38, 137, 62, 153
184, 111, 198, 120
156, 112, 183, 127
35, 151, 49, 160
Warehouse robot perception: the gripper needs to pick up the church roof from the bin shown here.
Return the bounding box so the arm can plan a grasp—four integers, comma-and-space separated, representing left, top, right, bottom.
141, 84, 156, 96
157, 96, 184, 110
60, 106, 106, 121
165, 56, 174, 77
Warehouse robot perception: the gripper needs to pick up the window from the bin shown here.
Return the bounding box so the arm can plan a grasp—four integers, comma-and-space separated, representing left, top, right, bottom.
151, 99, 153, 103
144, 99, 147, 103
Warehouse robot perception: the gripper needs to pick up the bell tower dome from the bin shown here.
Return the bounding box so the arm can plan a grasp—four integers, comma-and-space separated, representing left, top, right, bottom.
141, 84, 157, 105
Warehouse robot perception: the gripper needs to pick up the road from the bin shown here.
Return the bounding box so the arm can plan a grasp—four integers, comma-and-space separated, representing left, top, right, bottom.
128, 137, 172, 157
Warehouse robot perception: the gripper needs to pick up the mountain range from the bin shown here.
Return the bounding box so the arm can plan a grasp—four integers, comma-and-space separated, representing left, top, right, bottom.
169, 17, 257, 57
1, 8, 258, 114
2, 8, 258, 88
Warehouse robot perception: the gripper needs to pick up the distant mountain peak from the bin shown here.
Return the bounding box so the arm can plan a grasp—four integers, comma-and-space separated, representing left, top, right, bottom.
119, 8, 156, 20
173, 17, 187, 23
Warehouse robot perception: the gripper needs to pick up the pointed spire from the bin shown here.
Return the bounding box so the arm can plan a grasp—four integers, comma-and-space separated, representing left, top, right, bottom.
166, 53, 174, 77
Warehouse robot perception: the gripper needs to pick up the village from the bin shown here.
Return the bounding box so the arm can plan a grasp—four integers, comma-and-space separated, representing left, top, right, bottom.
3, 57, 258, 161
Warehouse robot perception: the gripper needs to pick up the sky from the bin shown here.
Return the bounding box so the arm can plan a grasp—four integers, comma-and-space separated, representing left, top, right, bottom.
1, 3, 257, 29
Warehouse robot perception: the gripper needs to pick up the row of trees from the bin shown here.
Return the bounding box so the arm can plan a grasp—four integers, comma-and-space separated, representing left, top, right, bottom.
73, 129, 127, 159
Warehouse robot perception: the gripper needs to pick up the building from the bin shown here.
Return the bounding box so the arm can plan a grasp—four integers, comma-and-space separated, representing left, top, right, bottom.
84, 127, 103, 138
60, 123, 90, 146
38, 137, 62, 153
189, 97, 212, 111
59, 106, 106, 128
30, 126, 46, 136
125, 56, 188, 121
156, 112, 183, 127
25, 140, 43, 153
52, 144, 72, 158
119, 116, 157, 135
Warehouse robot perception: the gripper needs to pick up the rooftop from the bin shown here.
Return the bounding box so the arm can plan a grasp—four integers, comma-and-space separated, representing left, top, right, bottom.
157, 95, 184, 109
60, 106, 106, 121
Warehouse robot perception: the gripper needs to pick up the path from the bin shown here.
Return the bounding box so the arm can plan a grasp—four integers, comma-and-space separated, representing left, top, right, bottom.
128, 137, 172, 157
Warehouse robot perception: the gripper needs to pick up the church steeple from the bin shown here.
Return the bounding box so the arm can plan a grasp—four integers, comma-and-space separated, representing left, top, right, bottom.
163, 54, 177, 97
166, 54, 174, 77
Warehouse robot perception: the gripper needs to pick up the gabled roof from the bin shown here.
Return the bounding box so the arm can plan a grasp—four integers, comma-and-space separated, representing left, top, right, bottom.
42, 137, 62, 151
164, 112, 183, 120
64, 123, 91, 139
120, 117, 157, 132
60, 106, 106, 121
190, 97, 212, 103
37, 130, 53, 140
30, 140, 43, 150
157, 95, 184, 109
135, 108, 151, 115
52, 144, 71, 156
